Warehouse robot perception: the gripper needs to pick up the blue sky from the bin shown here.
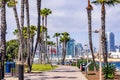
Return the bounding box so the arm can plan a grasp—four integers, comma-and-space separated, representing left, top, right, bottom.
6, 0, 120, 48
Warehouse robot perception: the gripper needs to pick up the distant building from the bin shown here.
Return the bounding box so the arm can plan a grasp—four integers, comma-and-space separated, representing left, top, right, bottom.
106, 32, 115, 52
114, 45, 120, 52
66, 39, 75, 57
75, 43, 83, 57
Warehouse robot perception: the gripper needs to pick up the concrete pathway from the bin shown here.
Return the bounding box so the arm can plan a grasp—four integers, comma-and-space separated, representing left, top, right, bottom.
5, 65, 87, 80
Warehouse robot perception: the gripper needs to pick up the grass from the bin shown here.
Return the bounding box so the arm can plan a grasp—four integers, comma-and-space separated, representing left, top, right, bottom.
31, 64, 57, 72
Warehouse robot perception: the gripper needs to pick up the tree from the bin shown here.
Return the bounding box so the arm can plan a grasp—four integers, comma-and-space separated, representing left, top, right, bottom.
34, 0, 41, 63
60, 32, 70, 64
7, 0, 25, 79
86, 0, 98, 71
43, 8, 52, 64
24, 0, 31, 73
6, 39, 19, 61
13, 26, 37, 61
53, 33, 60, 62
92, 0, 120, 65
92, 0, 120, 79
0, 0, 7, 78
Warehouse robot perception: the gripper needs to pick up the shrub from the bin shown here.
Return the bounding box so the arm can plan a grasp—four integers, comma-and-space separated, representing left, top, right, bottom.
102, 63, 116, 79
88, 61, 99, 71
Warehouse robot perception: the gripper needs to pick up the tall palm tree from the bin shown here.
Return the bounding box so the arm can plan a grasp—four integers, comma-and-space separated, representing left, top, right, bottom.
92, 0, 120, 65
60, 32, 70, 64
34, 0, 41, 58
7, 0, 25, 79
40, 8, 52, 63
0, 0, 7, 79
25, 0, 31, 73
29, 25, 37, 65
86, 0, 98, 71
53, 33, 60, 62
92, 0, 120, 79
44, 8, 52, 64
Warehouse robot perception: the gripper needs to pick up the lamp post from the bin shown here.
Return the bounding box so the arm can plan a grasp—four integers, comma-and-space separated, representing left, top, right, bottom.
93, 29, 102, 80
84, 44, 88, 72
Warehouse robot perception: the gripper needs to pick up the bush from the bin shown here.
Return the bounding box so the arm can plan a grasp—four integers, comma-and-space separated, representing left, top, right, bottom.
102, 63, 116, 79
88, 62, 99, 71
77, 59, 87, 68
74, 59, 99, 71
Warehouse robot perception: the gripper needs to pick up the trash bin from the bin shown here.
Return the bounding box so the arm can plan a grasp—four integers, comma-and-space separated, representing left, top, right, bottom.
10, 62, 15, 68
81, 64, 86, 71
5, 62, 16, 73
5, 62, 11, 73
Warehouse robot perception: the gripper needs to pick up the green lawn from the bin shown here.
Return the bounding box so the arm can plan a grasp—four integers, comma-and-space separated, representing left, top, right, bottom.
31, 64, 57, 72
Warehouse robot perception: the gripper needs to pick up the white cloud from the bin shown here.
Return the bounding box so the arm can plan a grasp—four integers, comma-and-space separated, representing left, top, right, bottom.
5, 0, 120, 46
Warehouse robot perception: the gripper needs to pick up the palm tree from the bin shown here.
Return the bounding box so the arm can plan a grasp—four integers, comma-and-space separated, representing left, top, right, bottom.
7, 0, 25, 79
44, 8, 52, 64
24, 0, 31, 73
53, 33, 60, 62
86, 0, 98, 71
92, 0, 120, 64
29, 25, 37, 65
92, 0, 120, 79
60, 32, 70, 64
0, 0, 7, 79
34, 0, 41, 58
13, 26, 37, 61
47, 41, 55, 67
40, 8, 52, 63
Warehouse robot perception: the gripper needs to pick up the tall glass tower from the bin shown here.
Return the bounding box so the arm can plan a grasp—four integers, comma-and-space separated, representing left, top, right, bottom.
75, 43, 83, 57
66, 39, 75, 57
106, 32, 115, 52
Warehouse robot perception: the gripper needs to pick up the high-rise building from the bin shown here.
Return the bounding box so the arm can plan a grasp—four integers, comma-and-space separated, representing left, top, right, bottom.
75, 43, 83, 57
66, 39, 75, 57
106, 32, 115, 52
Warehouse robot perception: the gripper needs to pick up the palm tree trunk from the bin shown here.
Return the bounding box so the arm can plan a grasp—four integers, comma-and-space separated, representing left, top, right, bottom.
45, 16, 48, 63
62, 41, 66, 64
42, 16, 45, 64
25, 0, 31, 73
101, 3, 108, 64
87, 5, 98, 71
56, 37, 59, 62
30, 37, 34, 64
101, 3, 108, 79
1, 0, 6, 79
34, 0, 41, 56
13, 4, 24, 80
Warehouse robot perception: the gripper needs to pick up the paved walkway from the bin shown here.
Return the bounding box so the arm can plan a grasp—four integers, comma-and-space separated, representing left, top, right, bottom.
5, 65, 87, 80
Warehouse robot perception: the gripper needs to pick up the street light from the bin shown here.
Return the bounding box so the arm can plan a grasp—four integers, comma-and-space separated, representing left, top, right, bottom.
93, 29, 102, 80
84, 44, 89, 74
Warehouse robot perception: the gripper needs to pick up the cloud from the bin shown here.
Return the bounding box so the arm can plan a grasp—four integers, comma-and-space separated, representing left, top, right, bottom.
5, 0, 120, 46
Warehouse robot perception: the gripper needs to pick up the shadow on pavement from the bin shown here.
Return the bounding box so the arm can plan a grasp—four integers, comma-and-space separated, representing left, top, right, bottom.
25, 76, 77, 80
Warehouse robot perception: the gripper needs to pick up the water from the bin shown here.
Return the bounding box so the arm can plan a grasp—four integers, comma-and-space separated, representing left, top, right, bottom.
111, 62, 120, 71
96, 61, 120, 71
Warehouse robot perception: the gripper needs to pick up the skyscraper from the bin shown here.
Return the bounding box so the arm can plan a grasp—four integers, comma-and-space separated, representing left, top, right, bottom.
106, 32, 115, 52
75, 43, 83, 57
66, 39, 75, 57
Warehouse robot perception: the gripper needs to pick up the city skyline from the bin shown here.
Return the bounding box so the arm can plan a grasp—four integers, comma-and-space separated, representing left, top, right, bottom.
4, 0, 120, 48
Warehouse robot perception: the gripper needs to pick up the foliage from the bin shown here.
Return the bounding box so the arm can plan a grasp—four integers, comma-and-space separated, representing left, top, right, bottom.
31, 64, 57, 72
6, 39, 19, 61
41, 8, 52, 17
88, 61, 99, 71
77, 59, 87, 68
74, 59, 99, 71
13, 25, 37, 39
92, 0, 120, 6
102, 63, 116, 79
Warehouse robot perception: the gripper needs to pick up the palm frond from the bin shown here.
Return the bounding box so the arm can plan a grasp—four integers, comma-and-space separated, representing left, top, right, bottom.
92, 0, 120, 6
